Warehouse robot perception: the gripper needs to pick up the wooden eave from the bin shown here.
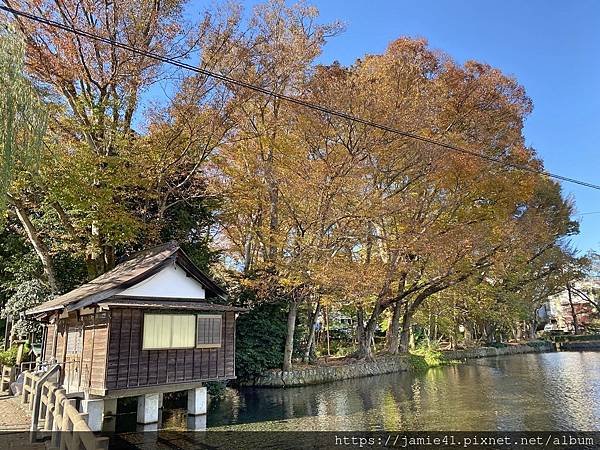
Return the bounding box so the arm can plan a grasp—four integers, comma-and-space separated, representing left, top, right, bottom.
98, 297, 247, 312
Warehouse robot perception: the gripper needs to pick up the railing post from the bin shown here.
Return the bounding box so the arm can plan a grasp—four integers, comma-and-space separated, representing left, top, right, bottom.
60, 399, 76, 450
31, 364, 61, 440
44, 384, 56, 432
21, 373, 29, 404
51, 389, 65, 450
74, 414, 87, 450
29, 374, 40, 411
27, 371, 108, 450
39, 383, 47, 421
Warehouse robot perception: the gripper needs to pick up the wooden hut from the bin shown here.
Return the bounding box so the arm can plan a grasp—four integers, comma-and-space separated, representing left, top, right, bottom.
26, 242, 244, 429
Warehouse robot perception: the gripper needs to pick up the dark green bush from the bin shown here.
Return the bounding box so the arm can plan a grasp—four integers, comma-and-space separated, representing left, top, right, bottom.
0, 346, 19, 366
488, 342, 507, 348
235, 302, 288, 381
407, 354, 429, 372
527, 340, 550, 348
206, 381, 227, 401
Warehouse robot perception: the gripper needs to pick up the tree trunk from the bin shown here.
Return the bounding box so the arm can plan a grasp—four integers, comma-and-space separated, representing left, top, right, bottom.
303, 300, 321, 363
386, 300, 403, 354
265, 142, 279, 262
515, 323, 522, 341
567, 284, 579, 335
529, 319, 537, 339
464, 323, 473, 346
9, 195, 59, 293
4, 315, 12, 350
356, 306, 365, 347
357, 323, 376, 361
104, 244, 116, 271
356, 306, 378, 361
282, 300, 299, 372
357, 302, 383, 361
243, 236, 252, 274
398, 306, 413, 353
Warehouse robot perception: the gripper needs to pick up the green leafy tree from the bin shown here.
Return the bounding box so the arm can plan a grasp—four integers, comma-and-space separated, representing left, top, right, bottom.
0, 25, 46, 212
1, 279, 51, 338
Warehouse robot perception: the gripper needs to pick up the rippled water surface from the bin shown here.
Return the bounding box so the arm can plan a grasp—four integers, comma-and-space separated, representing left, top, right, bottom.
199, 351, 600, 431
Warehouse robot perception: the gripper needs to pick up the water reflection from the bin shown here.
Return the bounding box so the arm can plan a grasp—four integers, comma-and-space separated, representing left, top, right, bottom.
204, 352, 600, 431
113, 352, 600, 431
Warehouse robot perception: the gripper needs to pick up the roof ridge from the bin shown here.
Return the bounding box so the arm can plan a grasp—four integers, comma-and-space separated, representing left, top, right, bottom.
119, 241, 180, 264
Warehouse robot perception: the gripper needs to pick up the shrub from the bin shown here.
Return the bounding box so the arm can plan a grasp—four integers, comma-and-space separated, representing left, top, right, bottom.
0, 343, 29, 367
206, 381, 227, 401
407, 354, 430, 372
235, 302, 288, 381
408, 339, 461, 371
410, 339, 445, 368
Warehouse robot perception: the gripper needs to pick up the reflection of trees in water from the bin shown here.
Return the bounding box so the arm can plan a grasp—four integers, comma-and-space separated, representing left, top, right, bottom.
206, 354, 600, 431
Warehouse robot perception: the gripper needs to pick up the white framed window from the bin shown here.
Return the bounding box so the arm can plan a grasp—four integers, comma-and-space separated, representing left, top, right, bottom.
142, 314, 196, 350
196, 315, 222, 348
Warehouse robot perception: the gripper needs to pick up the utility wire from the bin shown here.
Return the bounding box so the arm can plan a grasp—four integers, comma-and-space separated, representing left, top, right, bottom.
2, 4, 600, 191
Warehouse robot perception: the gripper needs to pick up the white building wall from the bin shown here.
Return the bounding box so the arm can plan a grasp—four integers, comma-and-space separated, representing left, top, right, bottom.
119, 263, 206, 299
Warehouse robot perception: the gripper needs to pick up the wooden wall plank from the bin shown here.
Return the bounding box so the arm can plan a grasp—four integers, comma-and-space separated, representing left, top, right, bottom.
106, 309, 122, 387
104, 308, 237, 390
45, 324, 56, 360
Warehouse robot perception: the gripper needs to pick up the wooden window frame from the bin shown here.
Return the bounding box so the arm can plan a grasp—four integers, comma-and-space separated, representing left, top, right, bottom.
196, 314, 222, 349
142, 313, 196, 351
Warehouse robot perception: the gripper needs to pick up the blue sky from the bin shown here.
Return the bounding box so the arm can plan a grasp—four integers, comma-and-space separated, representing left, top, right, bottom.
181, 0, 600, 252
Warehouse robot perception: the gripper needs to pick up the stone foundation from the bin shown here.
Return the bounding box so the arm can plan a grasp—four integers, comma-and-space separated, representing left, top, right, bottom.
247, 342, 554, 387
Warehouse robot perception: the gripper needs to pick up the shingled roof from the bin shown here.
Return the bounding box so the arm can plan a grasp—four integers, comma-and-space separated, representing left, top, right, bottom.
27, 242, 227, 316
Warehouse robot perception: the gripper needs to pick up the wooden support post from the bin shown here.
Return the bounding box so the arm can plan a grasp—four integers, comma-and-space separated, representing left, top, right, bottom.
50, 393, 62, 449
41, 385, 48, 421
44, 385, 56, 431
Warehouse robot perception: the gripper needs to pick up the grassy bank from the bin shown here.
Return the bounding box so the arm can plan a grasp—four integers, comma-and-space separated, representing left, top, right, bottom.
407, 340, 460, 371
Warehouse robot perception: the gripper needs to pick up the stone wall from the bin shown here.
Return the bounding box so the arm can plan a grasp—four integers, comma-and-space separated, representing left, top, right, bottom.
443, 342, 554, 360
559, 341, 600, 351
248, 355, 411, 387
247, 342, 554, 387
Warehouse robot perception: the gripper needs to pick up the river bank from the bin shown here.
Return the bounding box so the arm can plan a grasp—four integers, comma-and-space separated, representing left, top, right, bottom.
244, 341, 555, 387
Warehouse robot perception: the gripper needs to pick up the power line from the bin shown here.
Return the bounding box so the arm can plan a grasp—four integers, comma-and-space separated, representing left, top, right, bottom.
3, 5, 600, 192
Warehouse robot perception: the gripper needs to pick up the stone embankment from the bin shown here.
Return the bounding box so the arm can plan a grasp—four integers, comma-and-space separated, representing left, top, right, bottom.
443, 342, 553, 360
247, 342, 554, 387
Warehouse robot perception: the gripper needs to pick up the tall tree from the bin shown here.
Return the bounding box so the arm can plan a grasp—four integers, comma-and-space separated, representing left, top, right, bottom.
202, 0, 342, 371
5, 0, 194, 278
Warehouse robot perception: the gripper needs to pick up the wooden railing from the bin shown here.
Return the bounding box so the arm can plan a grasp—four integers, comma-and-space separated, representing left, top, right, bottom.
22, 371, 109, 450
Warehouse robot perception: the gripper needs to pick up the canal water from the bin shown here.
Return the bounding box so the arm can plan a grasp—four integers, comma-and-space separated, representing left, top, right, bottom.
120, 351, 600, 431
